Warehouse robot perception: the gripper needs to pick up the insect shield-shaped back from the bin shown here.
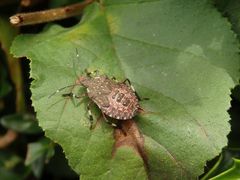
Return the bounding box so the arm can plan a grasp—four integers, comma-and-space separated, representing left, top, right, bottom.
53, 74, 141, 128
83, 75, 140, 120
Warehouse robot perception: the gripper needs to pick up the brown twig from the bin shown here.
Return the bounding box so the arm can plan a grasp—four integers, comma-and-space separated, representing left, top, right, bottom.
0, 18, 22, 149
10, 0, 94, 26
0, 130, 18, 148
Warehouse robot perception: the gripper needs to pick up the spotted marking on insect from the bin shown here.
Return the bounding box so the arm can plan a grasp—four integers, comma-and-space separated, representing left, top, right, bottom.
75, 74, 141, 120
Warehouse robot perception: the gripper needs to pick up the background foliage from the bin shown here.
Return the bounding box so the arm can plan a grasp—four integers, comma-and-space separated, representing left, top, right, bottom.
0, 0, 240, 179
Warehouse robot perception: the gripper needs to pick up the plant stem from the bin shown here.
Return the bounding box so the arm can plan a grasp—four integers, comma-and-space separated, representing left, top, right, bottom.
0, 17, 23, 148
10, 0, 94, 26
0, 130, 18, 148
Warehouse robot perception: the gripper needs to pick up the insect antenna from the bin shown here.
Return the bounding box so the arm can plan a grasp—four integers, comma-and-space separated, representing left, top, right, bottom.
49, 49, 84, 99
48, 84, 77, 98
74, 48, 81, 78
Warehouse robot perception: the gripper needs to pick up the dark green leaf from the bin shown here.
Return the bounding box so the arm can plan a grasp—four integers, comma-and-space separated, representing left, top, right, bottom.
0, 151, 30, 180
0, 167, 22, 180
0, 151, 22, 169
0, 114, 42, 134
201, 150, 234, 179
209, 158, 240, 179
25, 137, 55, 178
25, 137, 54, 165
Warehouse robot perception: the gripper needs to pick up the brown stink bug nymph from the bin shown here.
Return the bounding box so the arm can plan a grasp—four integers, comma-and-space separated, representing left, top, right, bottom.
50, 71, 144, 129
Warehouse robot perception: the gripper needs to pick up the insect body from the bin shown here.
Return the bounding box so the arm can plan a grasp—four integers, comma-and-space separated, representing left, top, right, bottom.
79, 75, 140, 120
51, 72, 142, 128
77, 75, 140, 120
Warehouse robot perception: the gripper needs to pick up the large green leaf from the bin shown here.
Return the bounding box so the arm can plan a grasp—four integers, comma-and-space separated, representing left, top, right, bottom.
11, 0, 239, 179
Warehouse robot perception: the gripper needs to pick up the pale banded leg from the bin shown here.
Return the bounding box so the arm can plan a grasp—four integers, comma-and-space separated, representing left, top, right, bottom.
123, 79, 142, 100
62, 92, 86, 106
87, 101, 94, 129
85, 69, 99, 77
101, 111, 118, 128
48, 84, 77, 98
62, 92, 86, 99
123, 79, 149, 101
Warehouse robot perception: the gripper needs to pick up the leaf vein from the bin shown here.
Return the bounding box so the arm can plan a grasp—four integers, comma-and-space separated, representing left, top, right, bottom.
114, 34, 209, 62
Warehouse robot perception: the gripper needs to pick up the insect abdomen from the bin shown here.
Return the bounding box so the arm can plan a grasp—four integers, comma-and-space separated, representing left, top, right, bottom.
111, 90, 130, 107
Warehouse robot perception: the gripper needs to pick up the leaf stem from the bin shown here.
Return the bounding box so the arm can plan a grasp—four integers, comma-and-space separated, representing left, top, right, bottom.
10, 0, 94, 26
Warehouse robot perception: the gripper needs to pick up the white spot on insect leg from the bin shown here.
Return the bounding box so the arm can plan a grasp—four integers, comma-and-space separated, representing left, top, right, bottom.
88, 110, 92, 116
87, 88, 90, 93
130, 85, 136, 92
117, 116, 120, 119
111, 123, 117, 127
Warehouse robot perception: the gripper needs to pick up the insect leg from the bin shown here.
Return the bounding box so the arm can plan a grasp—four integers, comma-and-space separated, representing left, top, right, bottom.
111, 76, 118, 82
93, 70, 99, 76
123, 79, 142, 100
62, 92, 86, 99
101, 111, 118, 127
73, 48, 80, 78
123, 79, 149, 101
87, 101, 95, 129
84, 69, 92, 77
48, 84, 77, 98
62, 92, 86, 106
84, 69, 99, 77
